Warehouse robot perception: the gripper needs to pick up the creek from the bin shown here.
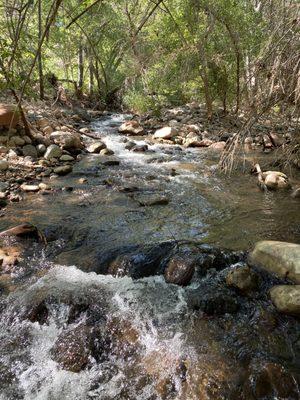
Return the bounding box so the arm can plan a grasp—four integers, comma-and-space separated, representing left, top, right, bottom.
0, 113, 299, 399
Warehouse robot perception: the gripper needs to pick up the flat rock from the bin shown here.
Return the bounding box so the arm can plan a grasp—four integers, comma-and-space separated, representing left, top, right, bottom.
270, 285, 300, 315
248, 241, 300, 283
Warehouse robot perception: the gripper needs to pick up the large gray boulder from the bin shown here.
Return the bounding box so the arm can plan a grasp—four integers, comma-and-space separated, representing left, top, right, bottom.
248, 241, 300, 283
270, 285, 300, 315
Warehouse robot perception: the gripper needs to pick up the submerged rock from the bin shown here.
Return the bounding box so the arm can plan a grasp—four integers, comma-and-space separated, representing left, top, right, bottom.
248, 241, 300, 283
103, 242, 176, 278
242, 362, 300, 399
270, 285, 300, 316
187, 284, 239, 315
51, 325, 92, 372
135, 194, 169, 206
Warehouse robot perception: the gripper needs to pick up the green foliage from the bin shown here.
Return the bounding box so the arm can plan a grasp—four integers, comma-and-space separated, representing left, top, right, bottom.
0, 0, 297, 114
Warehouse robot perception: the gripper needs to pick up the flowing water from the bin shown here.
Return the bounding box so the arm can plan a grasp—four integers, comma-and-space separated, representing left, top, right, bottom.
0, 113, 300, 399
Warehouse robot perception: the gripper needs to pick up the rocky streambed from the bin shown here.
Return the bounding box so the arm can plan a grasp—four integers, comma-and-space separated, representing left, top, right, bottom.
0, 111, 300, 399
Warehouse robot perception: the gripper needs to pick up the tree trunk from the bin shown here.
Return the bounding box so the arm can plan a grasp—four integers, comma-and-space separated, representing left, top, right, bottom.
37, 0, 44, 100
88, 51, 94, 96
78, 40, 84, 93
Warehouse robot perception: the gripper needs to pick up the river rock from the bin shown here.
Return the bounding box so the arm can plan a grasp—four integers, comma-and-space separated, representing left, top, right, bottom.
118, 120, 144, 135
60, 154, 74, 161
36, 144, 46, 156
0, 104, 20, 128
0, 146, 7, 155
44, 144, 62, 160
184, 135, 203, 147
131, 144, 148, 152
153, 127, 177, 139
10, 136, 25, 146
226, 265, 260, 292
51, 325, 92, 372
263, 171, 290, 190
164, 255, 195, 286
87, 141, 106, 153
0, 160, 8, 171
269, 285, 300, 315
22, 144, 38, 158
21, 184, 40, 192
248, 241, 300, 283
42, 126, 54, 135
50, 131, 83, 150
54, 165, 73, 176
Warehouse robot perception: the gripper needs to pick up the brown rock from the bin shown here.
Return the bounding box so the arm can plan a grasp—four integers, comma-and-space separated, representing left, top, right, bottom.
51, 325, 92, 372
226, 265, 260, 292
164, 255, 195, 286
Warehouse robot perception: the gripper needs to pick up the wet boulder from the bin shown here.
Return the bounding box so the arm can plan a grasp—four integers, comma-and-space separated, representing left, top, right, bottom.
248, 241, 300, 283
164, 255, 195, 286
269, 285, 300, 316
118, 120, 144, 135
226, 265, 260, 293
51, 324, 92, 372
102, 242, 175, 278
